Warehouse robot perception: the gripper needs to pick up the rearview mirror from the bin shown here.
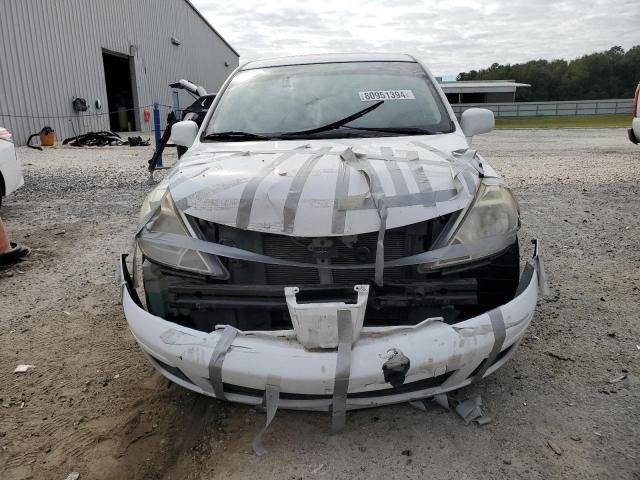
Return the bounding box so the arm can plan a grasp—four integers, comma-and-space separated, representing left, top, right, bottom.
171, 120, 199, 148
460, 108, 495, 139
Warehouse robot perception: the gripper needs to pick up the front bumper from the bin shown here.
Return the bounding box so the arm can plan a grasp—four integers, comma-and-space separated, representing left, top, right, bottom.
119, 242, 543, 411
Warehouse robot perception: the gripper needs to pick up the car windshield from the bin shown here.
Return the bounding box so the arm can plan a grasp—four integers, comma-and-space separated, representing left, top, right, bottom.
204, 61, 454, 140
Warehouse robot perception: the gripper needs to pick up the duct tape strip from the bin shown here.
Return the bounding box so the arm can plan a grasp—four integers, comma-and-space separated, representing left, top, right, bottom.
131, 243, 139, 289
533, 255, 550, 296
252, 377, 281, 456
411, 140, 456, 163
455, 396, 491, 425
381, 147, 410, 196
334, 187, 458, 212
236, 148, 305, 230
332, 157, 352, 234
139, 230, 516, 270
340, 148, 388, 286
208, 325, 239, 400
470, 308, 506, 384
282, 146, 332, 233
331, 309, 354, 433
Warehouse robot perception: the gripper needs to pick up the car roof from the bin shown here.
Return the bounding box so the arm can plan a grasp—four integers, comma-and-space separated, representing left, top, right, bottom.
240, 53, 416, 70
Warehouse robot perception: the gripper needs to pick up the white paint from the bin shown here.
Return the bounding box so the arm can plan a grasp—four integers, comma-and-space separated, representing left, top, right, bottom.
0, 137, 24, 197
120, 256, 540, 410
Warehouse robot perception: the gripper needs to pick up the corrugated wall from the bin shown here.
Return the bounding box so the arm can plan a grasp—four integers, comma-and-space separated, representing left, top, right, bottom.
0, 0, 239, 145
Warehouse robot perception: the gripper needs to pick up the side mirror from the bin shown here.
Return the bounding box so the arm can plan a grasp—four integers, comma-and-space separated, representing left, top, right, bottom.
460, 108, 495, 139
171, 120, 199, 149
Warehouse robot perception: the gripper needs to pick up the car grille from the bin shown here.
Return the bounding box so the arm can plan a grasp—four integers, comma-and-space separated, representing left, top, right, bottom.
261, 229, 408, 285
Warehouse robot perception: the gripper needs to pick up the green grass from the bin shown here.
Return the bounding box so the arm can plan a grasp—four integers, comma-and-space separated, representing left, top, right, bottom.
495, 114, 630, 129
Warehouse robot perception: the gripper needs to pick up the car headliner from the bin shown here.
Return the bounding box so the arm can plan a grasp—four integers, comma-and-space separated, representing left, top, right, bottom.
240, 53, 417, 70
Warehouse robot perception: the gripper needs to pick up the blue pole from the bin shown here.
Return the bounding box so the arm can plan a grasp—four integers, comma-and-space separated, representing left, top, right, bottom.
153, 102, 162, 167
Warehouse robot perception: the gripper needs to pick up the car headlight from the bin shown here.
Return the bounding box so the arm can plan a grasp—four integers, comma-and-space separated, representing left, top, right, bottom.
138, 189, 229, 277
418, 180, 519, 272
450, 181, 520, 245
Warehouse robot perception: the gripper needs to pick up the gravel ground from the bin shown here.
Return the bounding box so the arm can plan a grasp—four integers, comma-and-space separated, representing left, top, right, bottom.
0, 128, 638, 479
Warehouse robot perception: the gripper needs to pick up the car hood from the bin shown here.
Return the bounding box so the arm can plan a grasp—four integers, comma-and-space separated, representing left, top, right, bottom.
165, 135, 483, 237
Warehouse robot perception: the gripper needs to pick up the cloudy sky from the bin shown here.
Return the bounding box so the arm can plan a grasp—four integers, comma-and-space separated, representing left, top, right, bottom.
193, 0, 638, 77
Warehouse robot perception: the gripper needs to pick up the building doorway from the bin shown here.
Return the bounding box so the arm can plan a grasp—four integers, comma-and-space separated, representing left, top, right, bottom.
102, 50, 137, 131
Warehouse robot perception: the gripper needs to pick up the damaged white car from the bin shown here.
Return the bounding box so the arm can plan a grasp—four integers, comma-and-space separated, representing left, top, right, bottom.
120, 54, 546, 432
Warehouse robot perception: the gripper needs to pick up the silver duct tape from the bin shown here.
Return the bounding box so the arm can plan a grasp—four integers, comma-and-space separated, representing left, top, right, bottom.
339, 148, 388, 286
381, 147, 410, 196
282, 147, 332, 233
131, 244, 139, 289
411, 140, 456, 162
208, 325, 239, 400
139, 230, 516, 270
534, 255, 550, 296
252, 378, 281, 456
331, 158, 351, 234
455, 396, 491, 425
331, 310, 354, 434
470, 308, 506, 384
336, 188, 459, 212
236, 148, 304, 230
405, 149, 437, 207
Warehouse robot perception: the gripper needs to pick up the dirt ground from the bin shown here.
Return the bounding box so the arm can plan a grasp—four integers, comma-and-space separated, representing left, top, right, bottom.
0, 128, 638, 480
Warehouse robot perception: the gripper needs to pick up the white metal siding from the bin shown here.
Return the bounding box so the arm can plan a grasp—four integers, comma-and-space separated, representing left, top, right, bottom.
0, 0, 239, 145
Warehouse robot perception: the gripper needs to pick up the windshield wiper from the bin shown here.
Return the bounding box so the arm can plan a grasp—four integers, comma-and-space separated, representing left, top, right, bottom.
280, 100, 384, 137
342, 126, 440, 135
202, 131, 272, 141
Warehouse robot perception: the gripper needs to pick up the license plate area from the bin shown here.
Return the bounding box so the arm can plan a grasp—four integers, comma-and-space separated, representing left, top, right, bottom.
285, 285, 369, 349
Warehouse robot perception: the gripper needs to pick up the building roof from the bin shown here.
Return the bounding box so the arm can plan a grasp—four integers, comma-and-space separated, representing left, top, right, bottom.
242, 53, 416, 70
183, 0, 239, 57
440, 80, 530, 94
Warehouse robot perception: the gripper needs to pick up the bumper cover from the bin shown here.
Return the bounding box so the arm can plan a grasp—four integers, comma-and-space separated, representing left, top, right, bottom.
119, 242, 543, 411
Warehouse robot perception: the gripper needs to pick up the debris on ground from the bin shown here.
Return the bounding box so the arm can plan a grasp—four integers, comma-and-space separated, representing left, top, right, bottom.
63, 131, 125, 147
546, 351, 575, 361
456, 396, 492, 425
608, 374, 627, 383
62, 132, 149, 147
13, 364, 34, 373
64, 472, 80, 480
546, 439, 563, 456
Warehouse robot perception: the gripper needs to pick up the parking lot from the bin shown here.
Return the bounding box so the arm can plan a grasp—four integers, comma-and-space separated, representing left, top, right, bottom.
0, 128, 638, 479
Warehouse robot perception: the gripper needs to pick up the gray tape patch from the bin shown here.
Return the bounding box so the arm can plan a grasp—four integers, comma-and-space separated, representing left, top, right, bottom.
331, 158, 352, 234
208, 325, 239, 400
236, 148, 302, 230
282, 147, 332, 233
252, 378, 281, 456
471, 308, 506, 383
381, 147, 410, 197
331, 309, 354, 433
340, 148, 388, 285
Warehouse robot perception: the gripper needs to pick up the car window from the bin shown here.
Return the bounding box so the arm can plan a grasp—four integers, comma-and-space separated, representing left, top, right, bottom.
205, 62, 453, 138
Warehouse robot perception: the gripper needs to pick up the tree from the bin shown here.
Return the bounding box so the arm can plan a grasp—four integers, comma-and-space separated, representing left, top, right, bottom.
456, 46, 640, 101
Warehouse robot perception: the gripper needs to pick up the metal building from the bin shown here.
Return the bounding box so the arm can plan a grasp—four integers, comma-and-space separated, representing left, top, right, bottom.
0, 0, 239, 145
439, 80, 531, 104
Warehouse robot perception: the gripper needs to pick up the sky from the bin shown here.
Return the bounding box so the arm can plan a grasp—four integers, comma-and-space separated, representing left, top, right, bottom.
192, 0, 639, 78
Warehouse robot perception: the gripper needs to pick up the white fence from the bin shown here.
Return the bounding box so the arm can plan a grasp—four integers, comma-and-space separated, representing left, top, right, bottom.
451, 98, 633, 117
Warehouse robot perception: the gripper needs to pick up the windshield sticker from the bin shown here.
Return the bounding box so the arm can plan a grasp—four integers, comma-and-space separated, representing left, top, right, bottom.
359, 90, 415, 101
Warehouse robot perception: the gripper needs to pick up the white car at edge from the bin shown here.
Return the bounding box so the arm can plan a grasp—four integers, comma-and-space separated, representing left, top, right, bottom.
0, 127, 24, 207
120, 54, 546, 420
629, 82, 640, 144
